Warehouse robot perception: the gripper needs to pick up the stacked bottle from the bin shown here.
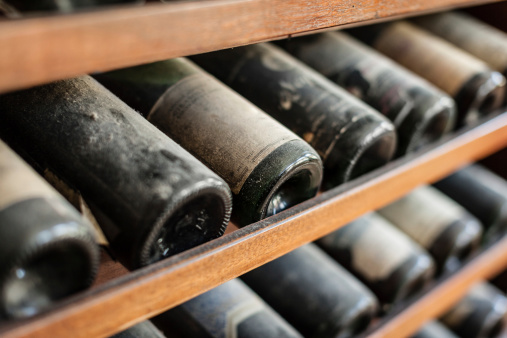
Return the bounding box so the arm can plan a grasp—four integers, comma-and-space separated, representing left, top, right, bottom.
94, 58, 323, 226
349, 20, 505, 125
0, 76, 233, 269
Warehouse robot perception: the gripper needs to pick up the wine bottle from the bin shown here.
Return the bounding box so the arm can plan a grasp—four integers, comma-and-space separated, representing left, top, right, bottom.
152, 279, 303, 338
414, 12, 507, 78
378, 185, 483, 274
441, 283, 507, 338
434, 164, 507, 243
241, 244, 378, 338
110, 321, 165, 338
190, 43, 397, 189
317, 213, 434, 309
94, 58, 323, 226
0, 76, 233, 269
3, 0, 143, 13
0, 139, 99, 319
412, 321, 458, 338
349, 21, 506, 126
278, 31, 457, 155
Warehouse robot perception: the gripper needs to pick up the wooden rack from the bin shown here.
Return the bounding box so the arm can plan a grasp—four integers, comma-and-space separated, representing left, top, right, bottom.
1, 1, 507, 337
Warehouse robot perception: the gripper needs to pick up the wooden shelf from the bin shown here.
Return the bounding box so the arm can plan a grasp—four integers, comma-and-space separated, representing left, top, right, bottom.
0, 114, 506, 338
0, 0, 502, 94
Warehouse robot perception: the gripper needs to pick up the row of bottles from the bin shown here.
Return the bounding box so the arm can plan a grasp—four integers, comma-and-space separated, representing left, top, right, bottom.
2, 8, 507, 325
109, 160, 507, 338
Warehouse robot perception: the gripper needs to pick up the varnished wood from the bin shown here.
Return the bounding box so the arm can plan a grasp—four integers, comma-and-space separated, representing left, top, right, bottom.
0, 0, 502, 94
368, 236, 507, 337
1, 115, 507, 338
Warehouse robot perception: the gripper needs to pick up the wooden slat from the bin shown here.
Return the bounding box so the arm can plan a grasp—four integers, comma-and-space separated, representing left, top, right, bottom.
0, 0, 502, 94
368, 236, 507, 337
1, 115, 507, 338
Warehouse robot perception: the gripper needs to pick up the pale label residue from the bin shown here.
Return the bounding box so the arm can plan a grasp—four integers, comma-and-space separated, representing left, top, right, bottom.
418, 12, 507, 73
44, 169, 109, 246
225, 298, 264, 338
374, 21, 488, 96
0, 141, 56, 210
352, 214, 415, 281
148, 73, 299, 194
379, 186, 466, 248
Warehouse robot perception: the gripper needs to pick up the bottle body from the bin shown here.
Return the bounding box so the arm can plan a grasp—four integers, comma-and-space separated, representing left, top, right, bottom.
414, 12, 507, 78
153, 279, 302, 338
349, 21, 505, 126
378, 185, 483, 274
111, 321, 165, 338
441, 283, 507, 338
191, 43, 397, 189
279, 31, 456, 155
0, 76, 233, 269
434, 164, 507, 243
412, 321, 459, 338
241, 243, 378, 338
96, 58, 323, 226
317, 213, 434, 309
0, 140, 99, 319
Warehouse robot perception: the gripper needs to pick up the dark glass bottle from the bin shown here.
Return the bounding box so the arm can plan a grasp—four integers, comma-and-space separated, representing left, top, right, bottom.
0, 139, 99, 319
317, 213, 434, 310
278, 31, 457, 155
412, 321, 459, 338
94, 58, 323, 226
378, 186, 483, 274
3, 0, 143, 14
152, 279, 303, 338
190, 43, 397, 189
0, 76, 233, 269
241, 244, 378, 338
110, 321, 165, 338
434, 164, 507, 243
414, 12, 507, 78
440, 283, 507, 338
349, 21, 506, 126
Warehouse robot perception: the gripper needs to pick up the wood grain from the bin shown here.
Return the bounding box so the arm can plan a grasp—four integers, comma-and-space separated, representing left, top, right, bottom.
1, 114, 507, 338
368, 237, 507, 337
0, 0, 502, 94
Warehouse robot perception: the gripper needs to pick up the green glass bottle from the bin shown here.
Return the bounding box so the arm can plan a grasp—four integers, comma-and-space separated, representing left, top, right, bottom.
190, 43, 397, 189
0, 76, 233, 269
349, 21, 505, 126
95, 58, 323, 226
278, 31, 456, 155
0, 140, 99, 319
378, 185, 483, 274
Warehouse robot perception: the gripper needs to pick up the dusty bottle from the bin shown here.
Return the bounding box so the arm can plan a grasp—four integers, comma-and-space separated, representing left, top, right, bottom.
152, 279, 303, 338
441, 283, 507, 338
110, 321, 165, 338
94, 58, 323, 226
434, 164, 507, 243
279, 31, 457, 155
0, 139, 99, 319
241, 244, 378, 338
414, 12, 507, 79
412, 321, 459, 338
3, 0, 143, 13
190, 43, 397, 189
349, 21, 506, 126
378, 185, 483, 274
0, 76, 233, 269
317, 213, 434, 309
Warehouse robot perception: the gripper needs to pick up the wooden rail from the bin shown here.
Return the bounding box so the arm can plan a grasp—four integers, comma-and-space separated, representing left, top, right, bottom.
0, 114, 507, 337
0, 0, 502, 94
